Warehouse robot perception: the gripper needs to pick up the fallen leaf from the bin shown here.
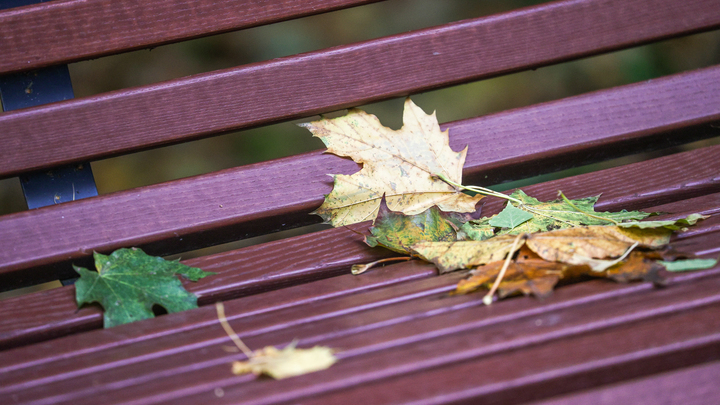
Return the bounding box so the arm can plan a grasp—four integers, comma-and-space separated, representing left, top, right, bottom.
617, 213, 708, 230
454, 259, 577, 298
604, 251, 665, 284
300, 98, 482, 227
75, 248, 215, 327
458, 220, 494, 241
232, 343, 337, 380
365, 199, 456, 254
414, 225, 670, 274
658, 258, 718, 272
412, 235, 519, 273
488, 204, 534, 229
463, 190, 651, 240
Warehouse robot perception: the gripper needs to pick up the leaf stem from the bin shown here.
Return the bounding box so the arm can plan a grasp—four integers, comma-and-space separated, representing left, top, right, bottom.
558, 190, 619, 225
216, 302, 255, 358
435, 173, 522, 204
483, 233, 525, 305
351, 256, 412, 275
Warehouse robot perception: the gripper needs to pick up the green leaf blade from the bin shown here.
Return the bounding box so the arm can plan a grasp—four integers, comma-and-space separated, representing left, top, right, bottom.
618, 213, 708, 230
74, 248, 215, 328
658, 258, 718, 272
365, 202, 456, 254
488, 205, 534, 229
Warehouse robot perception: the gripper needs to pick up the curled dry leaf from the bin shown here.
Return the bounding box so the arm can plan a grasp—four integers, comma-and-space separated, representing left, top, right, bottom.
414, 225, 671, 274
216, 303, 338, 380
232, 344, 337, 380
300, 98, 482, 227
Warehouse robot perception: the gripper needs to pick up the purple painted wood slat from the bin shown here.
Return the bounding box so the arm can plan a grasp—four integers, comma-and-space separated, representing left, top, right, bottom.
1, 0, 719, 178
286, 298, 720, 405
2, 257, 718, 404
527, 360, 720, 405
0, 149, 718, 352
0, 66, 719, 287
0, 0, 381, 75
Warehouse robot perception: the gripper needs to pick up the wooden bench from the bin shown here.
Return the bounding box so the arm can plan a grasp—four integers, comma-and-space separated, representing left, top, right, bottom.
2, 0, 720, 403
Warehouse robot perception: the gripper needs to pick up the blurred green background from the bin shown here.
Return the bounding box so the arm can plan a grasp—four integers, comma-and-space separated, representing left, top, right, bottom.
1, 0, 719, 214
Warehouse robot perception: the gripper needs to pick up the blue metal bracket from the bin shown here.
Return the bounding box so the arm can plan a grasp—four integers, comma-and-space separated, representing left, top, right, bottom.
1, 0, 99, 284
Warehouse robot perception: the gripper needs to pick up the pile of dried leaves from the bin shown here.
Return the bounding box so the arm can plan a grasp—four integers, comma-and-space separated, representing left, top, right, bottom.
302, 98, 717, 304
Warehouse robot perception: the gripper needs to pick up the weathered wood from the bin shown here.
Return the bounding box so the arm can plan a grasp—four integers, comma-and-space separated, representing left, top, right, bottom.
1, 67, 718, 288
0, 0, 381, 75
1, 0, 718, 178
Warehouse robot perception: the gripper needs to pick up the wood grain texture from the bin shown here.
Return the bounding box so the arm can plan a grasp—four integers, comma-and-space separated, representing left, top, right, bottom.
0, 0, 381, 75
2, 257, 718, 404
1, 168, 718, 354
1, 0, 719, 178
1, 66, 719, 288
527, 360, 720, 405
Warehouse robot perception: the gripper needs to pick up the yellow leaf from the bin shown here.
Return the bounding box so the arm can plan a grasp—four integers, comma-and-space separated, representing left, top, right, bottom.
413, 225, 670, 274
300, 98, 482, 227
525, 225, 670, 271
232, 343, 337, 380
412, 235, 520, 273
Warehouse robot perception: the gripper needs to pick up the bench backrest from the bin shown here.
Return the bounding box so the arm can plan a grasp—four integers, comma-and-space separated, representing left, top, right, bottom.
1, 1, 720, 403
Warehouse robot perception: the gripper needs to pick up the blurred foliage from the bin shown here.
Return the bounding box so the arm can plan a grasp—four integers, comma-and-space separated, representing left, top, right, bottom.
1, 0, 719, 216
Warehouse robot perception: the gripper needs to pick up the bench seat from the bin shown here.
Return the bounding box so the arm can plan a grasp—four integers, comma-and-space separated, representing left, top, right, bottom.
1, 0, 719, 403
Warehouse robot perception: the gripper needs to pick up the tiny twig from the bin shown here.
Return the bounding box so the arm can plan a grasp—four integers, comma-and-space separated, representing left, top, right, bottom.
483, 233, 525, 305
352, 256, 412, 275
216, 302, 254, 358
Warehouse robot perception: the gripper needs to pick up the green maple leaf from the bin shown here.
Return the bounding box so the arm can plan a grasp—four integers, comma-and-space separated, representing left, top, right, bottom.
462, 190, 652, 240
74, 248, 215, 328
365, 200, 456, 254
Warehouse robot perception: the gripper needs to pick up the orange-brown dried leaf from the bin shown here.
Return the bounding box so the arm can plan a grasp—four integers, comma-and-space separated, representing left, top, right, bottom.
604, 251, 666, 284
454, 259, 577, 298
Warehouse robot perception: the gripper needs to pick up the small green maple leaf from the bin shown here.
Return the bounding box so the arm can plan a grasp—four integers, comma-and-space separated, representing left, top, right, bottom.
365, 200, 456, 254
74, 248, 215, 328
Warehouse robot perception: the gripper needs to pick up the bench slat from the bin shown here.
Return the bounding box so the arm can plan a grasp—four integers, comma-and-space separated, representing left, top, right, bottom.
1, 0, 718, 178
527, 360, 720, 405
1, 146, 718, 353
282, 279, 720, 405
3, 258, 718, 404
1, 66, 718, 288
0, 0, 380, 75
